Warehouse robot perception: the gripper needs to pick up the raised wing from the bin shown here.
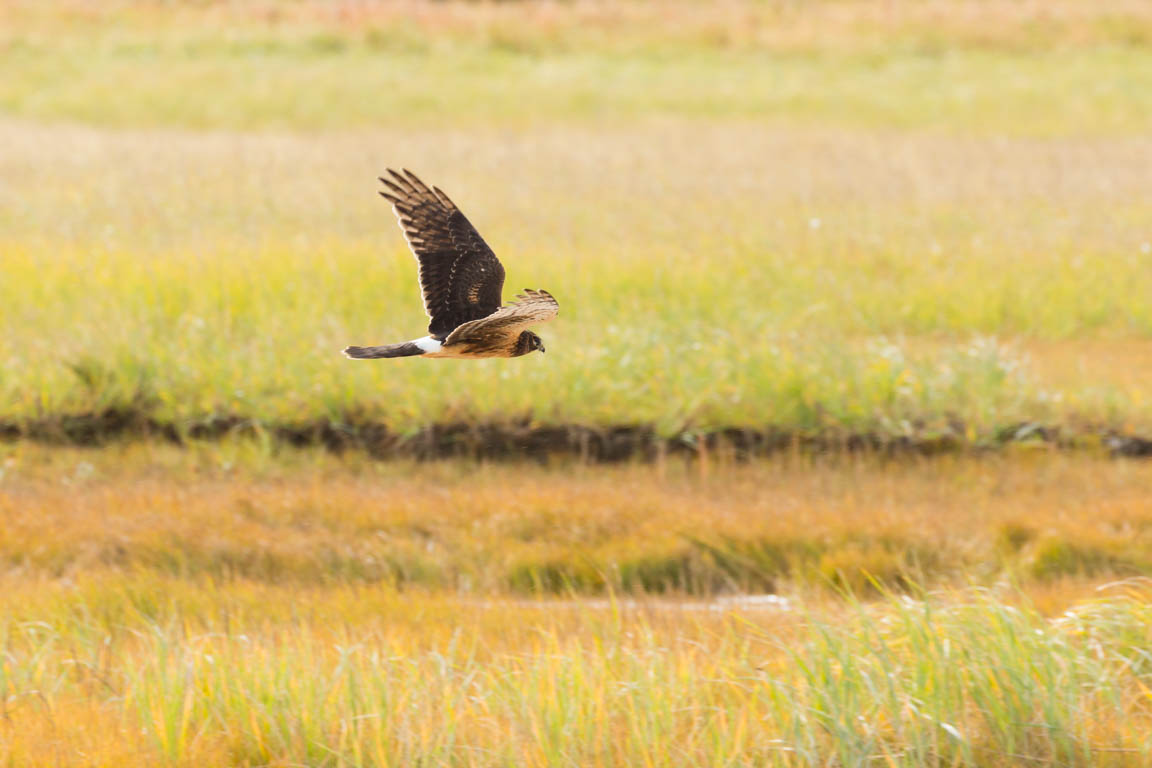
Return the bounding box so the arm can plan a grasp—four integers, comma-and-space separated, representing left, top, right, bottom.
379, 169, 505, 338
444, 289, 559, 344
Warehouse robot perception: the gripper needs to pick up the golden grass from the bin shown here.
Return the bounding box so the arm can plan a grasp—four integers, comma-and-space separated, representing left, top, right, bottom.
3, 448, 1152, 764
7, 571, 1152, 767
6, 4, 1152, 763
4, 443, 1152, 594
2, 578, 1149, 766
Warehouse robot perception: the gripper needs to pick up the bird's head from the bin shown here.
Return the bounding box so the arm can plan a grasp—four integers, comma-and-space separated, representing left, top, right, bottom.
514, 331, 546, 357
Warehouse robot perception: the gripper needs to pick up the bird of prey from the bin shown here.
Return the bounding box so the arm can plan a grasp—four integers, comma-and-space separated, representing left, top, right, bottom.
343, 169, 559, 360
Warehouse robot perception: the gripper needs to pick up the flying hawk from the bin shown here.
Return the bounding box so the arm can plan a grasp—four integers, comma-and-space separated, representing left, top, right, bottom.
343, 169, 559, 360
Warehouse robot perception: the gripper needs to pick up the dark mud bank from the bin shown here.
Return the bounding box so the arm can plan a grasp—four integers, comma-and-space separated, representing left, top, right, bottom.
3, 407, 1151, 461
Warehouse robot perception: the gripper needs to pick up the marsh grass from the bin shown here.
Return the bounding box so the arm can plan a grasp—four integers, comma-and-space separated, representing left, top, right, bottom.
4, 121, 1152, 441
4, 0, 1152, 134
3, 444, 1152, 765
4, 444, 1152, 595
5, 4, 1152, 764
0, 571, 1150, 766
3, 1, 1152, 445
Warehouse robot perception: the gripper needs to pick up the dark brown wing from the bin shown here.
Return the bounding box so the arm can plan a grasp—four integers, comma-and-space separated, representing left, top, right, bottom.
378, 169, 505, 338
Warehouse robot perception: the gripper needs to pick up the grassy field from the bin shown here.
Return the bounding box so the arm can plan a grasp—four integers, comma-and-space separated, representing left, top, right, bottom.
3, 0, 1152, 444
5, 1, 1152, 764
3, 575, 1152, 766
6, 443, 1152, 595
2, 446, 1152, 765
5, 573, 1152, 766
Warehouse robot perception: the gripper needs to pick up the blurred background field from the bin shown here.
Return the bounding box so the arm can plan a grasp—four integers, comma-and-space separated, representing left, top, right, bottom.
5, 1, 1152, 764
3, 0, 1152, 444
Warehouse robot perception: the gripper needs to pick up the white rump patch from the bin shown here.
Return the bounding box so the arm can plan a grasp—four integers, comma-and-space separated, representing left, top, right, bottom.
413, 336, 442, 353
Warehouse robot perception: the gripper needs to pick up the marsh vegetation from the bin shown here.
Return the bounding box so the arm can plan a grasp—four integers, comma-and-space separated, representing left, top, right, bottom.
4, 1, 1152, 764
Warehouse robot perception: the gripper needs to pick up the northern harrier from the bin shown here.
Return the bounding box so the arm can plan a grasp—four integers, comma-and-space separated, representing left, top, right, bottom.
343, 169, 558, 360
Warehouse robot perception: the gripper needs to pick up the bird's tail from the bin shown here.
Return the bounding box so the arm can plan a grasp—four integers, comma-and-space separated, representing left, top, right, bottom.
343, 342, 424, 359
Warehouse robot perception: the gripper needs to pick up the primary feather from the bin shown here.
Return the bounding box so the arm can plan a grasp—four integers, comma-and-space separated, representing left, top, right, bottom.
377, 169, 506, 339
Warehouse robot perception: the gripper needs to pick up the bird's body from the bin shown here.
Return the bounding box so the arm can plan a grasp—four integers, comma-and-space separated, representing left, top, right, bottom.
343, 169, 558, 361
345, 328, 541, 360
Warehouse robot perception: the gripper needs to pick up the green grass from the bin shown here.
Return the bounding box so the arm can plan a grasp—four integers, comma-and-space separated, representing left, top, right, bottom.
5, 42, 1152, 135
4, 1, 1152, 135
1, 573, 1150, 766
7, 5, 1152, 764
3, 0, 1152, 442
3, 122, 1151, 438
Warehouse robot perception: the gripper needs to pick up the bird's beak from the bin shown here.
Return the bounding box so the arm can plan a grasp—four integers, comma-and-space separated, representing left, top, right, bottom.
540, 346, 546, 354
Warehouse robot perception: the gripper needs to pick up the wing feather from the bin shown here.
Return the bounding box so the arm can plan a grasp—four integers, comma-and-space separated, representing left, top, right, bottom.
444, 289, 559, 345
378, 169, 505, 338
